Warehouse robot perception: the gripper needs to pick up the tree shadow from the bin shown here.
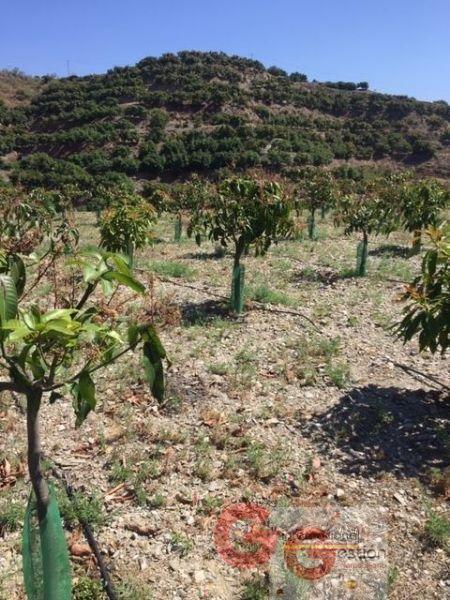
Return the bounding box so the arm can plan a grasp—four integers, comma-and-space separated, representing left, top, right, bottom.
180, 299, 235, 326
181, 250, 228, 261
164, 370, 210, 410
292, 266, 356, 286
297, 385, 449, 483
369, 244, 410, 258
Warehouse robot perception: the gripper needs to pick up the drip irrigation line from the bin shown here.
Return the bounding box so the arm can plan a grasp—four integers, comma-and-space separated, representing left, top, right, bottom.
49, 463, 117, 600
135, 267, 321, 331
387, 360, 450, 393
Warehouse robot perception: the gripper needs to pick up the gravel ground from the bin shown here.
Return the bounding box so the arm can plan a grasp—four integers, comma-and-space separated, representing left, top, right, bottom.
0, 213, 449, 599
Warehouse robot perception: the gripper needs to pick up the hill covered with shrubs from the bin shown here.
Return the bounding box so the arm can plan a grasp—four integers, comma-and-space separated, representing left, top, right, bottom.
0, 50, 449, 191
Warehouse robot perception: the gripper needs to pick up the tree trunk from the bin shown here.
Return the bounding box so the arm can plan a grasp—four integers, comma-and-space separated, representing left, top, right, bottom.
174, 214, 182, 242
26, 390, 50, 521
126, 237, 134, 268
411, 230, 422, 254
356, 231, 369, 277
233, 238, 246, 270
231, 240, 246, 313
308, 209, 316, 240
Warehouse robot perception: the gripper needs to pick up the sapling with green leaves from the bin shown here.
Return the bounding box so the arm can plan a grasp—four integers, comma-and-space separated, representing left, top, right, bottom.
0, 190, 168, 598
335, 180, 394, 276
188, 177, 294, 312
395, 223, 449, 354
170, 176, 211, 242
399, 178, 449, 253
391, 178, 450, 254
99, 187, 156, 266
295, 169, 335, 239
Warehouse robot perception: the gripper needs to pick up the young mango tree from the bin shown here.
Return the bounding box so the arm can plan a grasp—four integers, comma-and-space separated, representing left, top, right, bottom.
99, 187, 156, 266
170, 176, 212, 242
0, 191, 168, 598
187, 177, 294, 313
395, 223, 449, 354
335, 182, 394, 276
295, 169, 335, 240
399, 178, 449, 253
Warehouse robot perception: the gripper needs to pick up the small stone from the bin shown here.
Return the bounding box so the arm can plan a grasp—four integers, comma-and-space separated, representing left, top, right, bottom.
169, 558, 180, 572
335, 488, 345, 499
193, 570, 206, 584
393, 492, 406, 505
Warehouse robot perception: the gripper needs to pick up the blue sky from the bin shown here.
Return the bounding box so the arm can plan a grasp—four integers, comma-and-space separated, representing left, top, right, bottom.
1, 0, 449, 101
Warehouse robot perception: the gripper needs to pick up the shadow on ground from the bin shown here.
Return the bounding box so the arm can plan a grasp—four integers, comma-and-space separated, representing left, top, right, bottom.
369, 244, 410, 258
297, 385, 449, 483
180, 299, 235, 326
164, 370, 210, 410
181, 250, 228, 261
292, 266, 356, 286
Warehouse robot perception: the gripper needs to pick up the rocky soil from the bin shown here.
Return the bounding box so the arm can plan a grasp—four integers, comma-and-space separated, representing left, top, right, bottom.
0, 214, 449, 599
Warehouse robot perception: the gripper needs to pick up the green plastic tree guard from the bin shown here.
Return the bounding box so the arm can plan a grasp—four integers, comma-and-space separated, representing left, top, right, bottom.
356, 238, 368, 277
307, 211, 317, 240
231, 264, 245, 313
23, 485, 72, 600
174, 215, 182, 242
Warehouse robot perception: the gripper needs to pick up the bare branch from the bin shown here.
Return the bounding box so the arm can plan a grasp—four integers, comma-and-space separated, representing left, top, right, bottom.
44, 341, 138, 392
75, 282, 97, 311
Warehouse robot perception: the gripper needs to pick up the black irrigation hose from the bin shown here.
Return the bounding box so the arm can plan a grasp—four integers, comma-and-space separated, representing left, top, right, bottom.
389, 360, 450, 393
50, 464, 117, 600
136, 267, 321, 331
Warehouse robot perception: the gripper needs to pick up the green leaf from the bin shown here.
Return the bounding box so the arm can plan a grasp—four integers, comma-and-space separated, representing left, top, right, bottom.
43, 320, 78, 336
143, 341, 165, 402
8, 255, 26, 297
0, 274, 18, 323
23, 308, 40, 330
72, 371, 96, 427
100, 277, 114, 296
143, 325, 166, 358
41, 309, 76, 323
127, 324, 140, 345
28, 351, 46, 381
82, 264, 98, 283
102, 271, 145, 294
108, 253, 132, 275
2, 320, 30, 342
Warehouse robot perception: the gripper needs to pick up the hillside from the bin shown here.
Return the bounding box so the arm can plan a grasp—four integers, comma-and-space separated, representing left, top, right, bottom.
0, 69, 44, 107
0, 51, 449, 190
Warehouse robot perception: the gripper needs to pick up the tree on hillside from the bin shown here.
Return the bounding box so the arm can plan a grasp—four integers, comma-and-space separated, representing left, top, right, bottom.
188, 177, 294, 312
